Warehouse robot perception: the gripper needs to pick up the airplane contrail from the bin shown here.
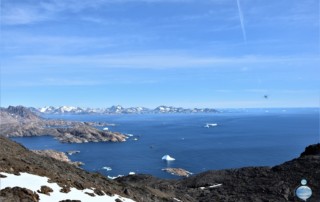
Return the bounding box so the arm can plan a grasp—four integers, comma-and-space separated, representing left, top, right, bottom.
236, 0, 247, 42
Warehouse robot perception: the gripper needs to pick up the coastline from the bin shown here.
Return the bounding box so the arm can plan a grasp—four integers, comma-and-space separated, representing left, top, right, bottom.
1, 136, 319, 201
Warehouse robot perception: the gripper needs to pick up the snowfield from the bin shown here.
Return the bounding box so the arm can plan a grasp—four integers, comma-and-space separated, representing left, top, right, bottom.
0, 172, 135, 202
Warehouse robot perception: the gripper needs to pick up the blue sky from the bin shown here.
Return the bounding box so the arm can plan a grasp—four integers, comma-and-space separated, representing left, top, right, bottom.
1, 0, 319, 108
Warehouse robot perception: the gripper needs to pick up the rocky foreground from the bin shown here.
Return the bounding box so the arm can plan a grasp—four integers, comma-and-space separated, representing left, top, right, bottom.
0, 106, 127, 143
0, 136, 319, 201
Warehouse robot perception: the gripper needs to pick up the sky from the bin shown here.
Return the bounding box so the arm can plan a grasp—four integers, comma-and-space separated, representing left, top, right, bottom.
0, 0, 319, 108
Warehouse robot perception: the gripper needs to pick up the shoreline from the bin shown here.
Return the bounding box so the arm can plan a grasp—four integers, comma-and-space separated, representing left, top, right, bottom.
1, 136, 319, 201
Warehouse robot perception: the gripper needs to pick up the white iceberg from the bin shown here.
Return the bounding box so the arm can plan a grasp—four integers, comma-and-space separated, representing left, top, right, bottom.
102, 166, 112, 171
129, 172, 136, 175
103, 127, 109, 131
204, 123, 218, 128
162, 155, 175, 161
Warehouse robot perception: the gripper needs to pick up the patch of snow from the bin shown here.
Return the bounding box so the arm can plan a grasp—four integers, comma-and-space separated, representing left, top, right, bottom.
0, 172, 135, 202
107, 175, 124, 180
208, 184, 222, 188
162, 155, 175, 161
199, 184, 222, 190
60, 106, 77, 112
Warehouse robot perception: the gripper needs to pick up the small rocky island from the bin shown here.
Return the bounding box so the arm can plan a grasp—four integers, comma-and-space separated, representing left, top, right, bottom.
162, 168, 193, 177
0, 106, 127, 143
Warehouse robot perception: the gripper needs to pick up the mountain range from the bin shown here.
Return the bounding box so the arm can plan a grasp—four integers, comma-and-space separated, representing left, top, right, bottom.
32, 105, 219, 115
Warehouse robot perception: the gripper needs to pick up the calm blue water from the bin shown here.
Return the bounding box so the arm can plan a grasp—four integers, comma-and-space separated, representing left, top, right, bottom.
12, 108, 319, 179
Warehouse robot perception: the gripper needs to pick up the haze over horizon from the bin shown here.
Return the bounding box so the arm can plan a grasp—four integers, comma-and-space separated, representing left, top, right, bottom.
1, 0, 319, 108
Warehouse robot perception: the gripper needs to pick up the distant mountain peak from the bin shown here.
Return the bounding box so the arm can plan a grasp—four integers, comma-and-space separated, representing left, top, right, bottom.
0, 106, 41, 124
34, 105, 218, 115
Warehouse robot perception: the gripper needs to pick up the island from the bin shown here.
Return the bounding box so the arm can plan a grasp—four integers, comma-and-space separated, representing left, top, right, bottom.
162, 168, 193, 177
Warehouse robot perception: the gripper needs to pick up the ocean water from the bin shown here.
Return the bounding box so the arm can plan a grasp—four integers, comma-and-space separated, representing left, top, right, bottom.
12, 108, 319, 179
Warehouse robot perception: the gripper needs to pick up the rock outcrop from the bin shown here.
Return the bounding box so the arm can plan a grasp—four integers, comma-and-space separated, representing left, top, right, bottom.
32, 150, 83, 167
0, 187, 40, 202
37, 185, 53, 196
162, 168, 192, 177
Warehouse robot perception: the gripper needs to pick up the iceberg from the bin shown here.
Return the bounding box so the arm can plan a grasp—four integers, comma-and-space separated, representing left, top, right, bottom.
205, 123, 218, 128
103, 127, 109, 131
129, 172, 136, 175
162, 155, 175, 161
102, 166, 112, 171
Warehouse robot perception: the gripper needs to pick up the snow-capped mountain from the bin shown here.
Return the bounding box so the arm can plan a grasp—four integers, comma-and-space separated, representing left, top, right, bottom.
35, 105, 218, 115
154, 106, 218, 113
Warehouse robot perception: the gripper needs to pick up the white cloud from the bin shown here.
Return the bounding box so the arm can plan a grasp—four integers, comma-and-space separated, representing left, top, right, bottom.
5, 52, 319, 71
1, 6, 49, 25
1, 0, 193, 25
0, 0, 228, 25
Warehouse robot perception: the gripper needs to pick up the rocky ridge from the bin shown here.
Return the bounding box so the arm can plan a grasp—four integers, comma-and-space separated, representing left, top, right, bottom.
0, 135, 319, 201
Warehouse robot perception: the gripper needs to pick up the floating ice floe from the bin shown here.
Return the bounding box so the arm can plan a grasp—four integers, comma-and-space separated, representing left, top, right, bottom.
127, 134, 134, 137
0, 172, 135, 202
129, 172, 136, 175
133, 138, 138, 141
103, 127, 109, 131
102, 166, 112, 171
204, 123, 218, 128
162, 155, 175, 161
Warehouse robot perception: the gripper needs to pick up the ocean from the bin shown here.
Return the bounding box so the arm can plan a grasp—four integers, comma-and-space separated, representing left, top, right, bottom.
12, 108, 319, 179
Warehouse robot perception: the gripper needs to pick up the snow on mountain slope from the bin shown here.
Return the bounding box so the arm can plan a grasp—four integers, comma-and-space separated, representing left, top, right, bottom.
0, 172, 135, 202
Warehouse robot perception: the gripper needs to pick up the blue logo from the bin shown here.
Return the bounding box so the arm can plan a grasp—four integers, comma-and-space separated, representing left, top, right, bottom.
295, 179, 312, 201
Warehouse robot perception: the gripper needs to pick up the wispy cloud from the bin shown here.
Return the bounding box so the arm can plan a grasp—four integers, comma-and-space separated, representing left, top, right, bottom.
1, 5, 49, 25
236, 0, 246, 42
1, 32, 120, 53
4, 52, 319, 72
2, 75, 159, 87
0, 0, 217, 25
